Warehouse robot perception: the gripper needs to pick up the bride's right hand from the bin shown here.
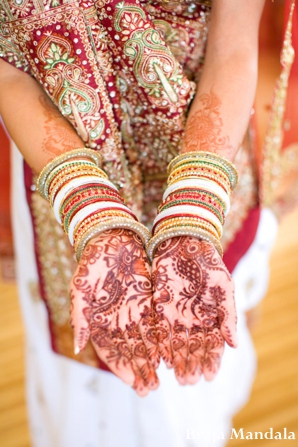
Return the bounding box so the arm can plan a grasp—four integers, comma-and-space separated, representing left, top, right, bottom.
70, 228, 160, 396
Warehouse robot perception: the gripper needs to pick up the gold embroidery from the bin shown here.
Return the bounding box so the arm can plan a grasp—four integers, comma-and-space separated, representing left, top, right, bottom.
261, 0, 296, 207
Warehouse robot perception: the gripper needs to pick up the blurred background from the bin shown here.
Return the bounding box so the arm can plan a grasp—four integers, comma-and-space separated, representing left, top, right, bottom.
0, 1, 298, 446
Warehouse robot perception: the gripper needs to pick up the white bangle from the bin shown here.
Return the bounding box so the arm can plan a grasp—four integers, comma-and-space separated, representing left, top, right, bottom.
68, 201, 134, 245
153, 204, 223, 237
163, 178, 230, 216
52, 176, 119, 223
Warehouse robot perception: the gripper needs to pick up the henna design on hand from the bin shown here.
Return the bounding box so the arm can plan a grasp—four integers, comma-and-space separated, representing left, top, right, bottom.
39, 94, 82, 157
152, 236, 237, 385
70, 229, 160, 396
183, 90, 235, 158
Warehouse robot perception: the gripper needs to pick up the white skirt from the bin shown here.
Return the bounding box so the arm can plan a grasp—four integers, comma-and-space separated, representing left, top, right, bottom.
11, 144, 278, 447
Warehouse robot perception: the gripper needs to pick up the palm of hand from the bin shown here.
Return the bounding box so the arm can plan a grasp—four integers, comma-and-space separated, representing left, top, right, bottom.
152, 236, 237, 385
70, 229, 159, 396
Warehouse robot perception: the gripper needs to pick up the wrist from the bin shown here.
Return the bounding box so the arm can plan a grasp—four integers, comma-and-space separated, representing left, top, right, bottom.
36, 147, 151, 262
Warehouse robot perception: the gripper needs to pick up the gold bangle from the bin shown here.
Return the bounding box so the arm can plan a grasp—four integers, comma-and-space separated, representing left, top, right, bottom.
147, 226, 222, 262
75, 218, 151, 262
73, 209, 134, 236
48, 170, 107, 205
49, 166, 107, 195
167, 151, 238, 189
168, 172, 231, 195
154, 217, 220, 239
73, 211, 136, 251
45, 161, 98, 198
154, 223, 219, 241
168, 163, 230, 186
37, 148, 103, 199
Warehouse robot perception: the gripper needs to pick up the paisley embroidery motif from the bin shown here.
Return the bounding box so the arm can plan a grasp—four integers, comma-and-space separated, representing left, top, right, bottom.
114, 2, 191, 111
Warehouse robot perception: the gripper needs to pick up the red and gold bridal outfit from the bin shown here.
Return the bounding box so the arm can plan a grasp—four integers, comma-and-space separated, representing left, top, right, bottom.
0, 0, 269, 368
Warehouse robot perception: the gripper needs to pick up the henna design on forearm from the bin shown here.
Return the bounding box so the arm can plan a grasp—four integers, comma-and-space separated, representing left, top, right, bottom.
70, 229, 159, 394
39, 94, 82, 157
183, 90, 235, 157
152, 236, 236, 383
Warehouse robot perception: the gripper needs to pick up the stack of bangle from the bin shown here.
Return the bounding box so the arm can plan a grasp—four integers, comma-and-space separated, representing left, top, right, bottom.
36, 148, 151, 262
146, 151, 238, 261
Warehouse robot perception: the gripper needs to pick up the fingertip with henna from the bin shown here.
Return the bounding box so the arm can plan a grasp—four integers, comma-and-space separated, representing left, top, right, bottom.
74, 338, 81, 355
224, 332, 238, 349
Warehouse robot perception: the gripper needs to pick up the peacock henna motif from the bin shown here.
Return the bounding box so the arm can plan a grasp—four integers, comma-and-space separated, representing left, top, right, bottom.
152, 235, 237, 384
183, 90, 235, 158
70, 228, 160, 396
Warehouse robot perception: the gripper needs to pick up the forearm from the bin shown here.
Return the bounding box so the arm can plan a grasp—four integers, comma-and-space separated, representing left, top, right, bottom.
183, 0, 265, 161
0, 60, 83, 173
183, 54, 257, 160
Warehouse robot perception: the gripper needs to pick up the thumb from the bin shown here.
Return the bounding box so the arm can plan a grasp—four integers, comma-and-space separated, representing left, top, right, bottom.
69, 288, 91, 354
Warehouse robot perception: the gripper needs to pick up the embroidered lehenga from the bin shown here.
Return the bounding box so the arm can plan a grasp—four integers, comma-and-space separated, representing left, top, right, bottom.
1, 0, 297, 445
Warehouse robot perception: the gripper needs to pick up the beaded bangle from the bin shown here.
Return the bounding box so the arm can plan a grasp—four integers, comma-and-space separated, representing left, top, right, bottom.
170, 157, 230, 171
73, 210, 135, 250
168, 159, 232, 185
61, 188, 123, 220
154, 215, 218, 229
168, 163, 230, 187
162, 190, 226, 215
52, 177, 119, 221
158, 199, 225, 225
167, 151, 238, 189
62, 196, 125, 233
49, 169, 108, 204
73, 209, 133, 234
147, 226, 223, 262
48, 166, 107, 198
61, 185, 122, 214
168, 171, 230, 194
153, 205, 223, 236
75, 218, 151, 262
154, 217, 219, 240
44, 160, 96, 198
152, 213, 222, 238
162, 178, 230, 214
74, 216, 136, 252
154, 224, 219, 242
68, 201, 138, 245
167, 170, 231, 194
63, 196, 124, 233
37, 148, 102, 199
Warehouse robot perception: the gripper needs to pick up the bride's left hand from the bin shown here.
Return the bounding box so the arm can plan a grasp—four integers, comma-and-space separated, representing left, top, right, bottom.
152, 236, 237, 385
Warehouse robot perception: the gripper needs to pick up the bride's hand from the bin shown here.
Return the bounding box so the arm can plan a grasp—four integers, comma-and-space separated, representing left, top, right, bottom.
152, 236, 237, 385
70, 229, 160, 396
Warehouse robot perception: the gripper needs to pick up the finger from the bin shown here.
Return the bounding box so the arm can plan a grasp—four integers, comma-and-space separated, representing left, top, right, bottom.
138, 320, 160, 369
69, 288, 91, 354
203, 329, 225, 381
218, 289, 238, 348
90, 326, 136, 386
155, 318, 173, 368
91, 325, 152, 395
185, 327, 205, 385
123, 330, 159, 391
171, 321, 188, 385
131, 362, 150, 397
